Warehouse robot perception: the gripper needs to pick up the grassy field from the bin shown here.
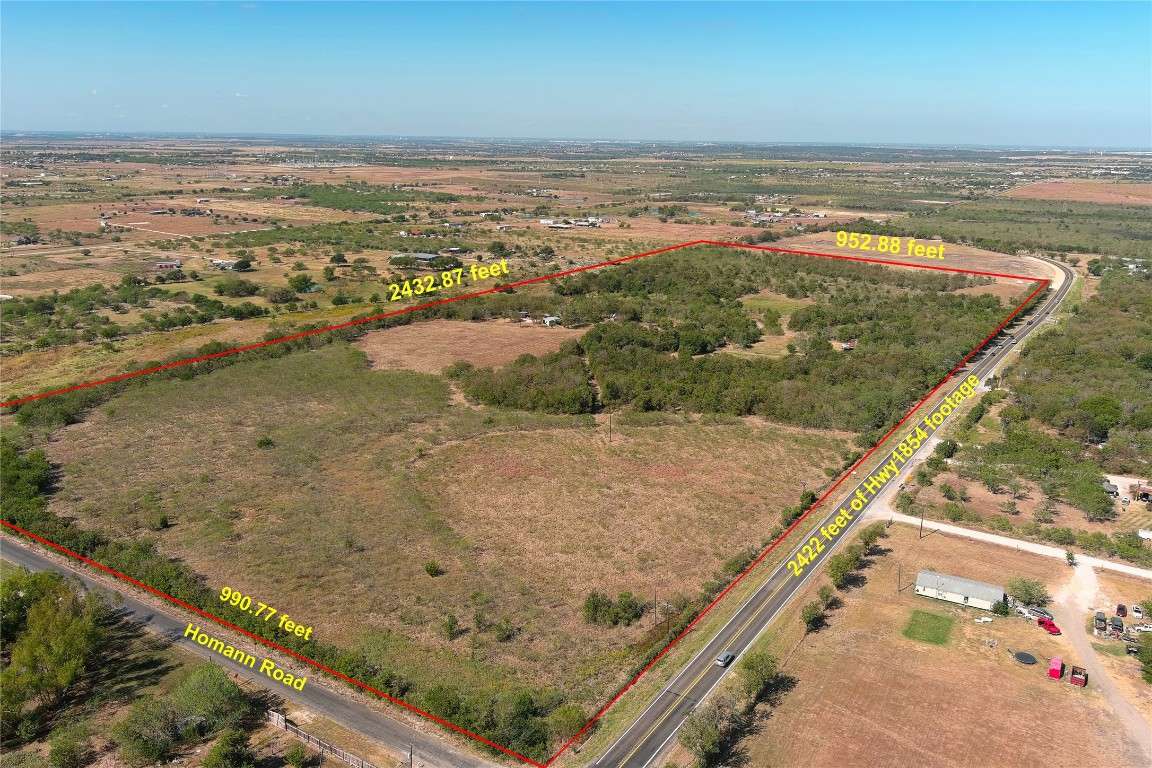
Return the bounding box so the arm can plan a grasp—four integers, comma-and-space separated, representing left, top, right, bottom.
44, 340, 851, 710
902, 610, 955, 645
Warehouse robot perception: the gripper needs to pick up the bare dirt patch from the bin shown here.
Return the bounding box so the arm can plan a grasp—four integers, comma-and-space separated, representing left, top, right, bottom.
1004, 180, 1152, 206
792, 231, 1061, 283
354, 319, 584, 373
711, 523, 1147, 768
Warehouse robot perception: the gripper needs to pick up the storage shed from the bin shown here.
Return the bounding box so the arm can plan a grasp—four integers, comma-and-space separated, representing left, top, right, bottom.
914, 570, 1005, 612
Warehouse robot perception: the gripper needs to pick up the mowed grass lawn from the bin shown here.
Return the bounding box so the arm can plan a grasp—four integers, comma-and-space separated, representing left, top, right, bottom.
45, 341, 851, 707
902, 610, 956, 645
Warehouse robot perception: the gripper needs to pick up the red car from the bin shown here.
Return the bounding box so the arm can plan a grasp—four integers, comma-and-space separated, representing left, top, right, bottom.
1038, 617, 1062, 635
1116, 604, 1127, 618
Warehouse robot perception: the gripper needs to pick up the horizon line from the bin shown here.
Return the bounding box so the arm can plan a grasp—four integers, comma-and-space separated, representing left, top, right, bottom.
1, 129, 1148, 153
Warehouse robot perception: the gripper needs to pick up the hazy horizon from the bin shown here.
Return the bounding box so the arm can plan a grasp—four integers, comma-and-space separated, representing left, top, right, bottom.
3, 1, 1149, 149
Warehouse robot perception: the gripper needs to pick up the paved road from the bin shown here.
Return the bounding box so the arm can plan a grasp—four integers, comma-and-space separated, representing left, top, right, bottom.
0, 536, 498, 768
593, 257, 1074, 768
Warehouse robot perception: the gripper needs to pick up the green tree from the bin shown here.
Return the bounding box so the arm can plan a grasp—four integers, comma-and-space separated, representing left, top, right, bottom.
287, 274, 315, 293
1005, 577, 1050, 606
443, 613, 460, 640
737, 650, 779, 700
800, 601, 825, 633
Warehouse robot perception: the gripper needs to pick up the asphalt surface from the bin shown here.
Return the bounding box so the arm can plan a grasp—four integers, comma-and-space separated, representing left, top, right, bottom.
0, 536, 499, 768
593, 258, 1074, 768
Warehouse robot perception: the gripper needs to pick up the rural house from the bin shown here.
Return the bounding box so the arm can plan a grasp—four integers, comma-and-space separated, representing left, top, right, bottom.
914, 570, 1005, 612
154, 260, 182, 270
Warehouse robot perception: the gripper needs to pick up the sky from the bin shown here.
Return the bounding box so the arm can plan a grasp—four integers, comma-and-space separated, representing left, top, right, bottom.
2, 1, 1149, 148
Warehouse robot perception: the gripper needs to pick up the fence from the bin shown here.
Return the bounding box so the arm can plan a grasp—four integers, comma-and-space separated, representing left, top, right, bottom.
266, 711, 380, 768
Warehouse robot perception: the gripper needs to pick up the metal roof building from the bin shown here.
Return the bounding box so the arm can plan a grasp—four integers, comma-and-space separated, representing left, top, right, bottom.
915, 570, 1005, 612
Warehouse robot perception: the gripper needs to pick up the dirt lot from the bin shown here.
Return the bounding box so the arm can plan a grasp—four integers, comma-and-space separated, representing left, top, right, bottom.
355, 319, 584, 374
1084, 569, 1152, 722
663, 523, 1147, 768
790, 232, 1060, 283
1003, 180, 1152, 206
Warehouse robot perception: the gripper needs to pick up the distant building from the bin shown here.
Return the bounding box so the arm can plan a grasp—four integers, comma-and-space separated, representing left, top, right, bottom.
915, 570, 1004, 612
155, 260, 182, 270
542, 316, 561, 327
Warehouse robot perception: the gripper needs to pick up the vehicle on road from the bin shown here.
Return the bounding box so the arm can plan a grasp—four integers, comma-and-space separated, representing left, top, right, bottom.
1117, 604, 1127, 617
1038, 618, 1062, 635
1121, 497, 1130, 506
715, 652, 736, 668
1132, 605, 1144, 620
1027, 606, 1054, 621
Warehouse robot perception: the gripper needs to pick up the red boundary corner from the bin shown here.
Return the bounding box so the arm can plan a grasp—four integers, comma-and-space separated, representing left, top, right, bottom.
1, 241, 1048, 766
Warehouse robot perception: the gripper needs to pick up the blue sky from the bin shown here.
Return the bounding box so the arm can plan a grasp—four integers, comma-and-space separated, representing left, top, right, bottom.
2, 1, 1149, 147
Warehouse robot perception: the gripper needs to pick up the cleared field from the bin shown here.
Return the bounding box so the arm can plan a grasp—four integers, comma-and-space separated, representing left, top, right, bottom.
792, 231, 1062, 282
1004, 180, 1152, 206
355, 319, 585, 374
44, 342, 851, 708
683, 524, 1147, 768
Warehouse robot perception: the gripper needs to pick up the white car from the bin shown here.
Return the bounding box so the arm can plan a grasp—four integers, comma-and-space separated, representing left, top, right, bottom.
1134, 605, 1145, 620
974, 617, 993, 624
1133, 624, 1152, 633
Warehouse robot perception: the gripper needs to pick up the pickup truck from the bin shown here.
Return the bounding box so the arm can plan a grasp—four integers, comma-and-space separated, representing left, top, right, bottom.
1038, 617, 1062, 635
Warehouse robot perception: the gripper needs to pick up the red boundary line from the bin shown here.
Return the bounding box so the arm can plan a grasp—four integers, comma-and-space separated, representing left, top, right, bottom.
0, 240, 1048, 767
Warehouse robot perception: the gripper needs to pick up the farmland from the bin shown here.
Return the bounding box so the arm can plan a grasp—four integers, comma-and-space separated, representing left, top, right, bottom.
4, 136, 1152, 763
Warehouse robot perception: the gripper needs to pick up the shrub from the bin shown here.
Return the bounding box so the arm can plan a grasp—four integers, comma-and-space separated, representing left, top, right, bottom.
582, 590, 644, 627
800, 601, 825, 632
424, 561, 445, 577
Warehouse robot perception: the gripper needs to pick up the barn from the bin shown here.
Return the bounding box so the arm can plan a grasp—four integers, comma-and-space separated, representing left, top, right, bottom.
915, 570, 1005, 612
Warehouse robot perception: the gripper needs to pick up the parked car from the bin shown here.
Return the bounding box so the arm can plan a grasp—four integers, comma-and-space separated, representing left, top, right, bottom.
1094, 611, 1108, 631
715, 651, 736, 668
1133, 624, 1152, 634
1121, 497, 1130, 506
1132, 605, 1144, 620
1126, 644, 1141, 656
1117, 604, 1128, 617
1110, 616, 1125, 633
1038, 618, 1062, 635
1027, 606, 1054, 621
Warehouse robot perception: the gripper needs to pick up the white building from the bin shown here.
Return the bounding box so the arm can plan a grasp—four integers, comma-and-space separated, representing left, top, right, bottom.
914, 570, 1004, 612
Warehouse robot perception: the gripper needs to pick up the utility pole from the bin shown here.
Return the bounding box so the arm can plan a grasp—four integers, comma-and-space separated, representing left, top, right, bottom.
408, 745, 414, 768
919, 506, 925, 538
608, 409, 613, 442
897, 562, 902, 595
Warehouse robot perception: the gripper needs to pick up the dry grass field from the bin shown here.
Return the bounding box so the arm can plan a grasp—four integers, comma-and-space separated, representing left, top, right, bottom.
1003, 180, 1152, 206
43, 342, 851, 707
660, 523, 1146, 768
355, 319, 585, 374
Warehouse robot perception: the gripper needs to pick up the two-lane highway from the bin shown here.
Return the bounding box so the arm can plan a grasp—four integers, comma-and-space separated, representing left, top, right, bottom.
593, 258, 1073, 768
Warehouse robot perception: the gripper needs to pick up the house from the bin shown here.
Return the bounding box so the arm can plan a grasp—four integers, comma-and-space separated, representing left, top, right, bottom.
1102, 482, 1120, 498
496, 225, 513, 231
542, 316, 561, 327
914, 570, 1005, 612
841, 339, 858, 351
155, 260, 182, 270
